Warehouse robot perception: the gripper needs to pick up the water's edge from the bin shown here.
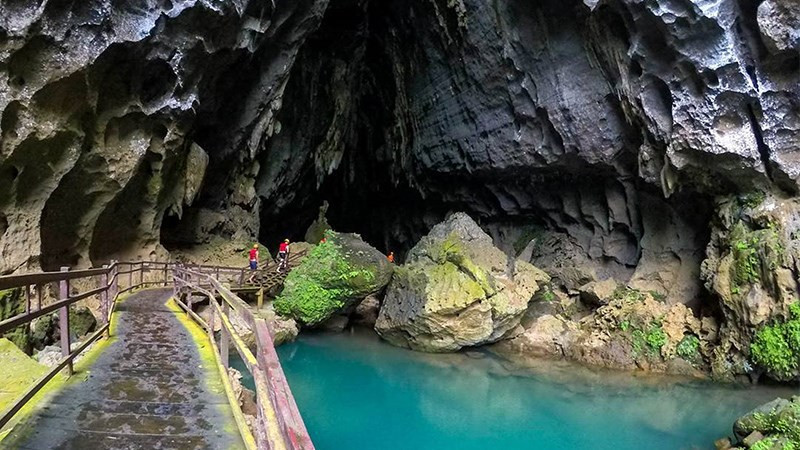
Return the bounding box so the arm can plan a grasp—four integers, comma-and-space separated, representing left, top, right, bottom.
233, 329, 797, 450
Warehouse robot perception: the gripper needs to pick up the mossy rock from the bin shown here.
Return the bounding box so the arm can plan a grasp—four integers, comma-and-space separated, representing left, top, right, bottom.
376, 213, 549, 352
274, 231, 393, 326
0, 337, 47, 411
69, 306, 97, 339
0, 288, 32, 354
733, 396, 800, 448
30, 307, 97, 350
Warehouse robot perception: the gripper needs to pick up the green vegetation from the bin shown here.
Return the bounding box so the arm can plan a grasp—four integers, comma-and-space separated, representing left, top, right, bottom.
612, 286, 646, 304
739, 400, 800, 450
0, 288, 31, 354
739, 191, 766, 209
274, 233, 379, 325
750, 302, 800, 380
676, 335, 700, 360
728, 220, 785, 294
645, 323, 667, 351
649, 290, 666, 302
513, 225, 545, 254
627, 320, 667, 356
541, 288, 556, 303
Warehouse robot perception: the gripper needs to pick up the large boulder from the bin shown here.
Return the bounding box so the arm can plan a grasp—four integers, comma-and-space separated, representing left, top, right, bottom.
375, 213, 549, 352
274, 231, 393, 326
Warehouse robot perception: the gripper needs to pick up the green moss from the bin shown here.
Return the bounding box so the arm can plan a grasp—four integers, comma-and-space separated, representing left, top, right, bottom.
648, 290, 667, 302
729, 221, 785, 294
676, 335, 700, 360
0, 288, 31, 354
751, 302, 800, 380
612, 286, 646, 304
738, 401, 800, 449
513, 225, 545, 254
274, 233, 380, 325
739, 191, 767, 209
751, 437, 778, 450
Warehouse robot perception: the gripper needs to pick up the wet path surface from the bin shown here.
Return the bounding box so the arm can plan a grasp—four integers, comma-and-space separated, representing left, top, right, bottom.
4, 289, 244, 449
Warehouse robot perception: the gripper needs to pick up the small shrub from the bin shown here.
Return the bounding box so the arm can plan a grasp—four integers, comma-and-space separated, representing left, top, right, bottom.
750, 302, 800, 380
631, 329, 646, 355
619, 320, 630, 332
645, 324, 667, 351
612, 286, 645, 304
541, 289, 556, 303
649, 290, 667, 302
676, 335, 700, 360
739, 191, 766, 209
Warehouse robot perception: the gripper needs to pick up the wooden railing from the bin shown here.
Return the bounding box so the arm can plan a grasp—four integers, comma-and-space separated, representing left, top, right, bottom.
173, 259, 313, 450
0, 256, 311, 450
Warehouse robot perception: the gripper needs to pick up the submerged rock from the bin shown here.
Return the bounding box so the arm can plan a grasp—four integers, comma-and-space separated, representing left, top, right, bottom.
274, 231, 393, 326
375, 213, 549, 352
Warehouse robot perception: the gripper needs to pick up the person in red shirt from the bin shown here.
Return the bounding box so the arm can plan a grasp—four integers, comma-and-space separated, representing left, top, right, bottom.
247, 243, 259, 283
277, 239, 290, 272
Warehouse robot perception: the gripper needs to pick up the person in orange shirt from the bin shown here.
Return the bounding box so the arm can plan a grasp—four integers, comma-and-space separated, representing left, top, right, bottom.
387, 252, 395, 263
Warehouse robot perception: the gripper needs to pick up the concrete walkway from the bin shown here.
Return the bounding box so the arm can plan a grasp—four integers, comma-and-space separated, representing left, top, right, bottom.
3, 289, 245, 449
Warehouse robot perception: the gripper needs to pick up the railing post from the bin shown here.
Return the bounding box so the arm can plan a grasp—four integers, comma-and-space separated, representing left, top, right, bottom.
139, 262, 145, 286
100, 265, 109, 331
128, 263, 133, 290
59, 267, 72, 376
164, 263, 169, 287
257, 288, 264, 310
25, 285, 31, 314
111, 260, 119, 301
221, 298, 230, 369
208, 297, 215, 340
36, 284, 42, 311
239, 268, 245, 287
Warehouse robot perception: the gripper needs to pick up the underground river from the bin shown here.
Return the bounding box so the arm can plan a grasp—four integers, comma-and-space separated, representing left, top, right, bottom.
234, 329, 796, 450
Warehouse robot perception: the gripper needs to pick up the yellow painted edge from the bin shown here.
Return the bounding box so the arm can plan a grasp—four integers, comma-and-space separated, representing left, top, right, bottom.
207, 323, 258, 450
166, 298, 256, 450
0, 291, 135, 443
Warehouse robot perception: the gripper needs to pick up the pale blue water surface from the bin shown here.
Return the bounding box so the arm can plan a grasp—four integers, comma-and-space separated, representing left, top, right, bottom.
234, 330, 797, 450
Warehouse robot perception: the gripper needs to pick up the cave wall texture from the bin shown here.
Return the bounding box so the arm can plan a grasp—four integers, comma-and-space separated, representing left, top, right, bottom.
0, 0, 798, 309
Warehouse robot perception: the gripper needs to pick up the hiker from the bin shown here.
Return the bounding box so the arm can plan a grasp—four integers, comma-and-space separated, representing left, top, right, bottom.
387, 251, 395, 263
247, 243, 259, 283
277, 239, 290, 272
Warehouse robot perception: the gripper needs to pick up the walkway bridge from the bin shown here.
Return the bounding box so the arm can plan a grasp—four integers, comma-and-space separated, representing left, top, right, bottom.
0, 255, 312, 449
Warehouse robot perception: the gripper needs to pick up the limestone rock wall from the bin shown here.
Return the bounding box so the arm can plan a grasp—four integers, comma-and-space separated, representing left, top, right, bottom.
0, 0, 328, 272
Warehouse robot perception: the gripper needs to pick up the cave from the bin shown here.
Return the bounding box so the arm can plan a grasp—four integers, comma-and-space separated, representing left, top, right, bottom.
2, 0, 800, 447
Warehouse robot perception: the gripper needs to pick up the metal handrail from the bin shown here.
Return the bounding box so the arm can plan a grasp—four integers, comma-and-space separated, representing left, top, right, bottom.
175, 262, 313, 450
0, 258, 295, 436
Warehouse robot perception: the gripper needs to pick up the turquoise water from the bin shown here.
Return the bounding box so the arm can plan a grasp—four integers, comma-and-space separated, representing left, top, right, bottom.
235, 330, 796, 450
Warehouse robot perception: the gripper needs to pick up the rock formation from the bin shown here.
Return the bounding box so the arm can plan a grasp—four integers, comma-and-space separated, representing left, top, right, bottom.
274, 231, 393, 326
716, 396, 800, 450
375, 213, 549, 352
1, 0, 799, 380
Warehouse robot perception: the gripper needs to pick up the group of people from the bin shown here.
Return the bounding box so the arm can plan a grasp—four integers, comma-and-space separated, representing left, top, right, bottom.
246, 239, 291, 282
246, 238, 396, 283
